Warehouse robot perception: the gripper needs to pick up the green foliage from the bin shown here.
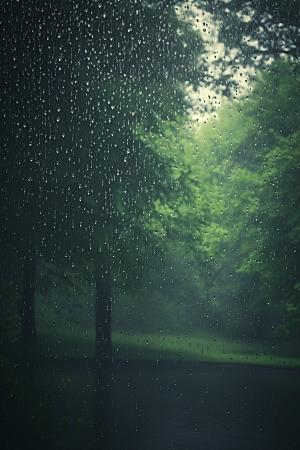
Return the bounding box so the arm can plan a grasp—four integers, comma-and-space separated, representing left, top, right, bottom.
134, 58, 300, 341
202, 58, 300, 339
236, 60, 300, 338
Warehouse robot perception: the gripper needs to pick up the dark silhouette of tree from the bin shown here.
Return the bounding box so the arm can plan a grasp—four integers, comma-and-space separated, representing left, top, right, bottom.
0, 0, 205, 439
0, 0, 202, 347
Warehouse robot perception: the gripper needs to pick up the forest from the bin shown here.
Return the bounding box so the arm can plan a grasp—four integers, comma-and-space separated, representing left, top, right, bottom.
1, 0, 300, 448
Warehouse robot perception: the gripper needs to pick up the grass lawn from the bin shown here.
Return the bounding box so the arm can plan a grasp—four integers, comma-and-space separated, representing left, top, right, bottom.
36, 323, 300, 368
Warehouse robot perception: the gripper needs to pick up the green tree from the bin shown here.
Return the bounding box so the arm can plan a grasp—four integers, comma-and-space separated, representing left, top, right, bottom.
200, 58, 300, 339
233, 59, 300, 338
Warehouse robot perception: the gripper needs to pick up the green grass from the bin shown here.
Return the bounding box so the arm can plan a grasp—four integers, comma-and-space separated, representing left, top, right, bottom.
36, 323, 300, 368
114, 332, 300, 367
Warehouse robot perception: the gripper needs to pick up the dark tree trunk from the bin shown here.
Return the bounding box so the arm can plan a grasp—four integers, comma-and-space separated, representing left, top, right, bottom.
93, 270, 113, 443
95, 275, 112, 366
20, 257, 37, 348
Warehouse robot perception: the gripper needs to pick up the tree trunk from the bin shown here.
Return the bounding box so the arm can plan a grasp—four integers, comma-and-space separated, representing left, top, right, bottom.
20, 257, 37, 348
95, 275, 112, 366
93, 269, 113, 442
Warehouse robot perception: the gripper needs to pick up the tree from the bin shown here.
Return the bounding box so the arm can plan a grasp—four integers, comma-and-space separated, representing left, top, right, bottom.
0, 0, 203, 345
198, 58, 300, 339
231, 59, 300, 338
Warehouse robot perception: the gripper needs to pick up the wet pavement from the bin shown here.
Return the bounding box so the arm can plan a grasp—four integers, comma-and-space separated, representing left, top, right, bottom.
55, 360, 300, 450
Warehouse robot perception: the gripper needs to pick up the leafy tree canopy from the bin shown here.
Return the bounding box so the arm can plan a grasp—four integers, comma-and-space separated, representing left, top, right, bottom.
197, 58, 300, 338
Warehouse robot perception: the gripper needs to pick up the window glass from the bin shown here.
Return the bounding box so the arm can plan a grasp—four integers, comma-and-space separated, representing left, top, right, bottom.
1, 1, 299, 449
